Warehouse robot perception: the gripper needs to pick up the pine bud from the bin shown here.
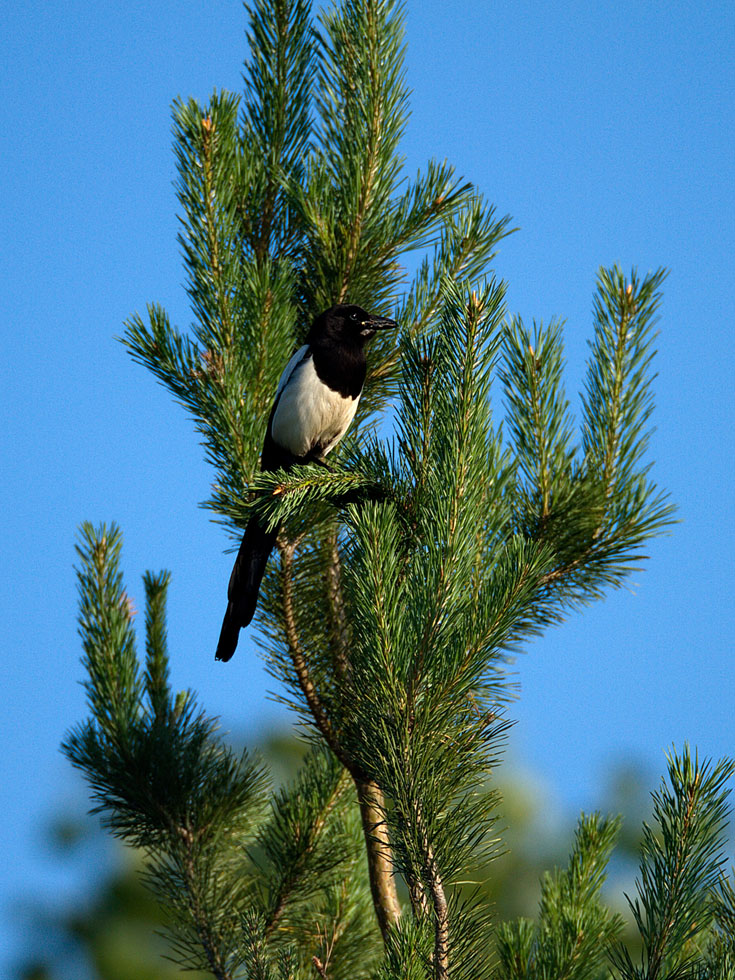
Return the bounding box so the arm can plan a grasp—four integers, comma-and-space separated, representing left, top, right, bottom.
120, 591, 137, 619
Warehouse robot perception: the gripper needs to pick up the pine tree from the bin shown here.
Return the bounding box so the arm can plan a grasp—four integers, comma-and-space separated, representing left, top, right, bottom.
62, 1, 735, 977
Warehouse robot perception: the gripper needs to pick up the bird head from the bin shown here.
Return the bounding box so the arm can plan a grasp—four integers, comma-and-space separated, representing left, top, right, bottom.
309, 304, 398, 345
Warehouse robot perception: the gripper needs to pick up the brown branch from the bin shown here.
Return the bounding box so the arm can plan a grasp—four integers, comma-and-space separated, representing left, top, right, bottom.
407, 869, 430, 919
279, 538, 355, 774
280, 536, 402, 937
414, 806, 449, 980
356, 779, 402, 940
427, 856, 449, 980
323, 531, 403, 939
538, 551, 589, 588
325, 530, 351, 681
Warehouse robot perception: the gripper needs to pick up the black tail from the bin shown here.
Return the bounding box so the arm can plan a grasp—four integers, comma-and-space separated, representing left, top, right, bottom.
215, 515, 278, 662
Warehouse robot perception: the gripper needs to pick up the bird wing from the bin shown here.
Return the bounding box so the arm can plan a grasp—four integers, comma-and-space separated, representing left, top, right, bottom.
274, 345, 312, 400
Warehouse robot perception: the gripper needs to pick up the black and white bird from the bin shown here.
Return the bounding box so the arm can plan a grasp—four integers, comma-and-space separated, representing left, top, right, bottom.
215, 303, 397, 662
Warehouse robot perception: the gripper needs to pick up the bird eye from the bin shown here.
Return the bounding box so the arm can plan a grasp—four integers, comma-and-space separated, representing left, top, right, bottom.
349, 312, 358, 321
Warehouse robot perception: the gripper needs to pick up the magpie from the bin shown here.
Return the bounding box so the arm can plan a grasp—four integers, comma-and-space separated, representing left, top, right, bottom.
215, 303, 397, 662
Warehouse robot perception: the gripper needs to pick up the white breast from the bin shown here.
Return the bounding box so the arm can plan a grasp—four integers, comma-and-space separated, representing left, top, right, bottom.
270, 350, 359, 458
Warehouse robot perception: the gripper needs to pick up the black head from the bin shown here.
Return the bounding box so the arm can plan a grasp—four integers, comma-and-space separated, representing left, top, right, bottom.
307, 304, 397, 346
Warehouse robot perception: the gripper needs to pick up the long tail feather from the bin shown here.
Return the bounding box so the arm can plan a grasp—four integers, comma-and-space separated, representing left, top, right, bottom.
215, 516, 278, 661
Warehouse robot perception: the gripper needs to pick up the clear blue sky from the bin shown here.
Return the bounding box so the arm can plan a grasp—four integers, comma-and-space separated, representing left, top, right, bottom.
2, 0, 733, 970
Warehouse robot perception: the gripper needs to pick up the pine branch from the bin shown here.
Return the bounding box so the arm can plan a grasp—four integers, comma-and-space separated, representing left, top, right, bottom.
611, 746, 735, 980
415, 802, 450, 980
499, 267, 675, 619
581, 266, 672, 533
72, 522, 143, 735
324, 530, 352, 682
500, 315, 574, 524
242, 0, 314, 262
143, 569, 171, 720
363, 197, 514, 421
279, 535, 403, 939
497, 812, 623, 980
322, 531, 404, 941
173, 92, 245, 348
314, 0, 410, 304
172, 824, 235, 980
250, 464, 381, 532
253, 748, 352, 942
408, 285, 505, 675
63, 524, 269, 976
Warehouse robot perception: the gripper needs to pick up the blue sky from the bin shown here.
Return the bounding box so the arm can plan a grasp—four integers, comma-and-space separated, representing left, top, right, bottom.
2, 0, 734, 969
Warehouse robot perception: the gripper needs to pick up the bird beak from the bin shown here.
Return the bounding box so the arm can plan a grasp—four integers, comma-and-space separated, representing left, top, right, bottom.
365, 314, 398, 331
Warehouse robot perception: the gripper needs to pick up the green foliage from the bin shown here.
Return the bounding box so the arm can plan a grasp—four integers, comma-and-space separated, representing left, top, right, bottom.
500, 267, 674, 610
496, 813, 623, 980
695, 875, 735, 980
248, 748, 380, 977
65, 525, 269, 976
123, 0, 509, 535
64, 524, 380, 979
496, 749, 735, 980
62, 0, 692, 977
610, 747, 735, 980
500, 315, 575, 528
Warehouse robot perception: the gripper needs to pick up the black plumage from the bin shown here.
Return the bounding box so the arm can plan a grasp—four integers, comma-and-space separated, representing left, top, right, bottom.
215, 304, 397, 661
